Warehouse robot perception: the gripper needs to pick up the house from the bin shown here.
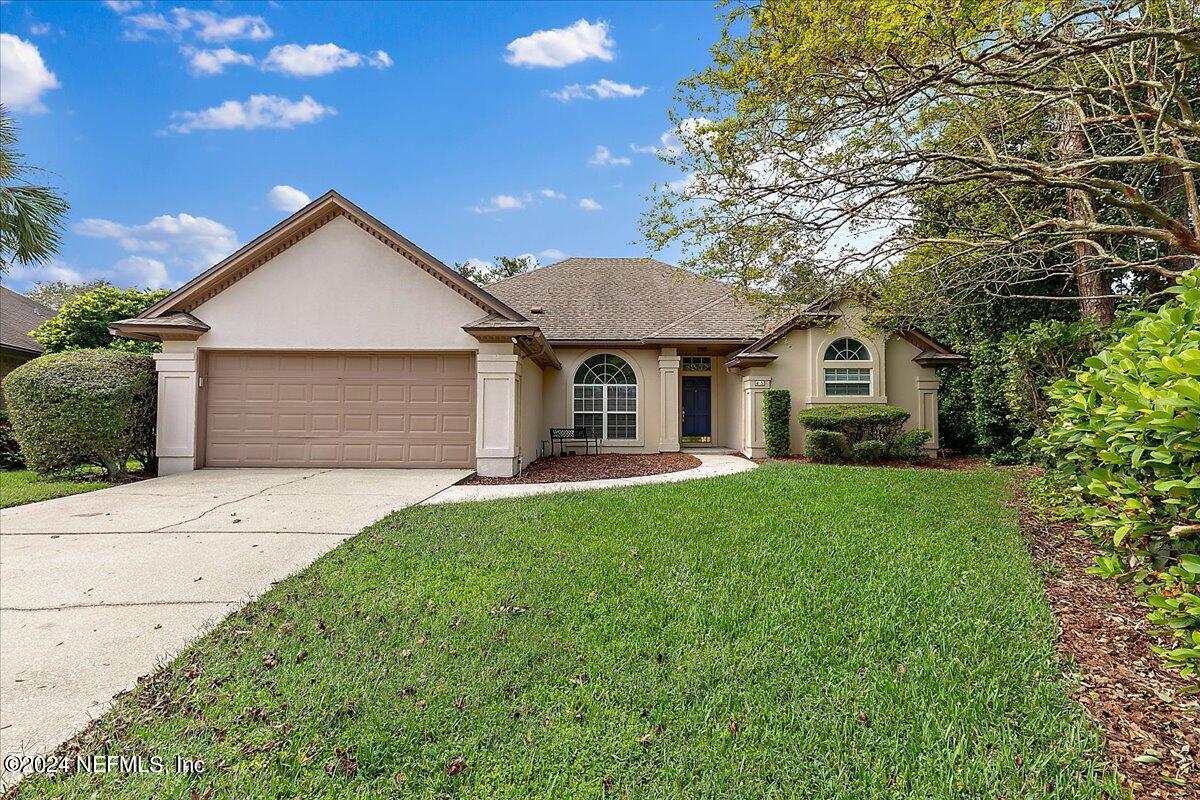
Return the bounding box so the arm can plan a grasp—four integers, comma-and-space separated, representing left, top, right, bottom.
111, 191, 962, 477
0, 285, 54, 407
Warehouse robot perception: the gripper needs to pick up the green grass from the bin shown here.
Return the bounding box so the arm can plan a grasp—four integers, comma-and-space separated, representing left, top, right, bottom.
18, 464, 1120, 798
0, 467, 119, 508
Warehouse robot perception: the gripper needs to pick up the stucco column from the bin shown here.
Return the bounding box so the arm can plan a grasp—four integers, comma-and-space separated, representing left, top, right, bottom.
154, 351, 199, 475
916, 376, 940, 452
475, 342, 521, 477
658, 350, 681, 452
741, 375, 772, 458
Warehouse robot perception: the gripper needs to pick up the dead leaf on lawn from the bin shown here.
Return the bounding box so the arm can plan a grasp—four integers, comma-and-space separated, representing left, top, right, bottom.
447, 756, 466, 775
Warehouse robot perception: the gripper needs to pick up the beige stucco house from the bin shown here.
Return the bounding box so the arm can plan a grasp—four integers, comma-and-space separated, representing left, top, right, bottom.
111, 191, 962, 477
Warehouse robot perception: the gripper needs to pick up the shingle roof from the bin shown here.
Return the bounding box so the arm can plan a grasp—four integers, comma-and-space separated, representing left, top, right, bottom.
486, 257, 766, 342
0, 285, 54, 355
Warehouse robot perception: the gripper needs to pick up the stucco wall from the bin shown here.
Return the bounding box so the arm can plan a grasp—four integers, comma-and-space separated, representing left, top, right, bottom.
543, 346, 662, 453
712, 361, 743, 450
186, 216, 485, 351
518, 357, 544, 467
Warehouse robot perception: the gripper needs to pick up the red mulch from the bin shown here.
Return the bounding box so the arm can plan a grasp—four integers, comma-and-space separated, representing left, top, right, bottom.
462, 453, 702, 485
1017, 481, 1198, 798
753, 454, 985, 471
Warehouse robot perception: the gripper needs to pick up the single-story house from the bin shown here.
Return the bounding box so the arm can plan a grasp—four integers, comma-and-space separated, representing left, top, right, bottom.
111, 191, 962, 477
0, 285, 54, 407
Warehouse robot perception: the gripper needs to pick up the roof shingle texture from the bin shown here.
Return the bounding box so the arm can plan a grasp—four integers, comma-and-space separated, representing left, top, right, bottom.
0, 285, 54, 354
486, 258, 767, 342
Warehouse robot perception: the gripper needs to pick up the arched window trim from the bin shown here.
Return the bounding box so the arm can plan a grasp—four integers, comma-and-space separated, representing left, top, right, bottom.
820, 336, 875, 397
572, 354, 638, 441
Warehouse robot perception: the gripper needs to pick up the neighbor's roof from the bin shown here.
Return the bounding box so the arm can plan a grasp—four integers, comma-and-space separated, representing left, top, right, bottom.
486, 257, 768, 342
0, 285, 54, 355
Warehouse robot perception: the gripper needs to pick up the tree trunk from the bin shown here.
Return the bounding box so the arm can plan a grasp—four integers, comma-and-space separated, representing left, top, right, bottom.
1058, 106, 1116, 325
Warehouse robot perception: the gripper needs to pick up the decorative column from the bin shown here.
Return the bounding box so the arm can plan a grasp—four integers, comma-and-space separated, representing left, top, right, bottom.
741, 375, 772, 458
658, 349, 681, 452
916, 376, 940, 452
475, 342, 521, 477
154, 350, 200, 475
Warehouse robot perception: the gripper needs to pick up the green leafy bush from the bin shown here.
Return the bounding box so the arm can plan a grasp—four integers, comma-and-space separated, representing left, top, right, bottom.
0, 409, 23, 469
763, 388, 791, 457
1039, 270, 1200, 681
31, 286, 169, 355
796, 404, 910, 446
804, 430, 848, 463
849, 439, 887, 463
2, 349, 157, 479
890, 429, 932, 461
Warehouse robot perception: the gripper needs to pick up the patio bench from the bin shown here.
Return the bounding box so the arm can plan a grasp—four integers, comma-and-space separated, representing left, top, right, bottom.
545, 427, 600, 457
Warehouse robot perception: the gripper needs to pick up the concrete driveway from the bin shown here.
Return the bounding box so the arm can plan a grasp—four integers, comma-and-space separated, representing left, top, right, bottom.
0, 467, 469, 778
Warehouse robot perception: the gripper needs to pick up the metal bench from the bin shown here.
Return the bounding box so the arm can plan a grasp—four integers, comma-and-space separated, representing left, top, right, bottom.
545, 426, 600, 457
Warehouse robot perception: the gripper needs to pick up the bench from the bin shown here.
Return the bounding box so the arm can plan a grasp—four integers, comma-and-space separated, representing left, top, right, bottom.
545, 427, 600, 457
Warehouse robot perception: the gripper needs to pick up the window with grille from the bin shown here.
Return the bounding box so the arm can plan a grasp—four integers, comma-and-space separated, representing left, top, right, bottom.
822, 338, 872, 396
681, 356, 711, 372
572, 354, 637, 440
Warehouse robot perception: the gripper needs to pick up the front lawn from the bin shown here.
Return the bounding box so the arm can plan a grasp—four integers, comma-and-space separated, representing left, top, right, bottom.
0, 468, 119, 508
20, 464, 1119, 798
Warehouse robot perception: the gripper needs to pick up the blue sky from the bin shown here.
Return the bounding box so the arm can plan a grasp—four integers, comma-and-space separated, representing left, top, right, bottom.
0, 0, 722, 292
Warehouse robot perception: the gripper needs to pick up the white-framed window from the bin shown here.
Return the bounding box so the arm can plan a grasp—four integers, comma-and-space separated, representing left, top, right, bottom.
573, 354, 637, 440
822, 337, 872, 396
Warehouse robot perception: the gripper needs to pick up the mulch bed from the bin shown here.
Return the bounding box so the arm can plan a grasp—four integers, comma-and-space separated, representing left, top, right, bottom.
1017, 481, 1198, 798
462, 453, 701, 485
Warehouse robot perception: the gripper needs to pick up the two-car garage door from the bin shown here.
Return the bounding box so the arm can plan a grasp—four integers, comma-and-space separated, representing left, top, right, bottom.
203, 351, 475, 468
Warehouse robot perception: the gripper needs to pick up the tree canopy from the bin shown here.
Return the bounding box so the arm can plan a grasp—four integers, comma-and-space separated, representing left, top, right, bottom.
31, 286, 170, 355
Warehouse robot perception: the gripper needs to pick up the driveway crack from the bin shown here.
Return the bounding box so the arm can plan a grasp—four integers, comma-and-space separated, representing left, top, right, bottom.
149, 470, 332, 533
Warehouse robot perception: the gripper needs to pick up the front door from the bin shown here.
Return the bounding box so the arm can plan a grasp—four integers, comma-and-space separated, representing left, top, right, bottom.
682, 376, 711, 439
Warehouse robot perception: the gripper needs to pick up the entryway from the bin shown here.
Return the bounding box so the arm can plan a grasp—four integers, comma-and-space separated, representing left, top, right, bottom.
682, 375, 712, 442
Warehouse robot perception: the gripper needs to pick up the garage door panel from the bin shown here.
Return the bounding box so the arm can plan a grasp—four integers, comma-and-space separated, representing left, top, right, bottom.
204, 352, 475, 468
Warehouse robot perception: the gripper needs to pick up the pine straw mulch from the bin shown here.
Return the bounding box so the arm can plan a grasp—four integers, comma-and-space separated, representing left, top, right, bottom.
1017, 482, 1198, 798
461, 453, 702, 485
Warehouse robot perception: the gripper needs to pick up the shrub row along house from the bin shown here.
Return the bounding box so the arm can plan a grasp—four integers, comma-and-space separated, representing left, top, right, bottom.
110, 191, 962, 477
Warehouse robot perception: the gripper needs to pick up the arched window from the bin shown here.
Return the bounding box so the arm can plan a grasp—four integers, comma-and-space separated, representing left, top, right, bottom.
822, 337, 872, 396
573, 354, 637, 440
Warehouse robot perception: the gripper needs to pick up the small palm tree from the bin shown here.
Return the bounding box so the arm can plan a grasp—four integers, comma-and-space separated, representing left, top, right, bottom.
0, 104, 69, 272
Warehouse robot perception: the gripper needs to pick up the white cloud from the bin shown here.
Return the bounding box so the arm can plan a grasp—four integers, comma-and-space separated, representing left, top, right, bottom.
2, 259, 86, 289
74, 212, 238, 271
547, 78, 645, 102
261, 43, 392, 77
537, 188, 565, 200
472, 194, 525, 214
578, 198, 603, 211
589, 145, 630, 167
631, 117, 715, 157
167, 94, 335, 134
182, 46, 254, 76
29, 22, 53, 36
267, 185, 311, 213
172, 8, 272, 42
504, 19, 613, 68
0, 34, 60, 113
103, 0, 141, 12
539, 248, 566, 261
113, 255, 170, 289
121, 12, 174, 40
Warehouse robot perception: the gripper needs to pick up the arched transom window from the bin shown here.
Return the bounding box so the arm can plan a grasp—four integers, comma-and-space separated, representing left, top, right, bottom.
573, 354, 637, 440
822, 337, 872, 396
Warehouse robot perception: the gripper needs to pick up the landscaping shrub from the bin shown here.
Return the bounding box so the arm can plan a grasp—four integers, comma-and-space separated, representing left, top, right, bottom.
2, 349, 157, 479
763, 388, 791, 457
804, 430, 848, 462
1039, 269, 1200, 681
890, 428, 932, 461
0, 409, 23, 469
849, 439, 887, 463
796, 404, 910, 446
30, 286, 169, 355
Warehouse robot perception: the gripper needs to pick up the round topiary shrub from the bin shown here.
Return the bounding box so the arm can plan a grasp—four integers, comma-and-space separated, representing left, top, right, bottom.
890, 428, 932, 462
795, 404, 910, 446
2, 349, 157, 478
849, 439, 888, 463
804, 430, 848, 463
763, 388, 791, 458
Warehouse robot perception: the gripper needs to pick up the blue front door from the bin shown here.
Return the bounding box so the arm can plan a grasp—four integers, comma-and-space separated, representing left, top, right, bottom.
682, 376, 711, 438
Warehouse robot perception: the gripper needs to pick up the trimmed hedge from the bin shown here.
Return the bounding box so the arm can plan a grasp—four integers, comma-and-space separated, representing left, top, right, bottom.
805, 430, 848, 463
2, 349, 156, 478
763, 388, 791, 458
1039, 269, 1200, 681
890, 428, 932, 461
0, 409, 23, 469
849, 439, 888, 463
796, 404, 910, 445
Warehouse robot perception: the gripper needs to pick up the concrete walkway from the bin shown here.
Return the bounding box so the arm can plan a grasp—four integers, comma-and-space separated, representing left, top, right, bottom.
0, 468, 468, 784
422, 453, 755, 506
